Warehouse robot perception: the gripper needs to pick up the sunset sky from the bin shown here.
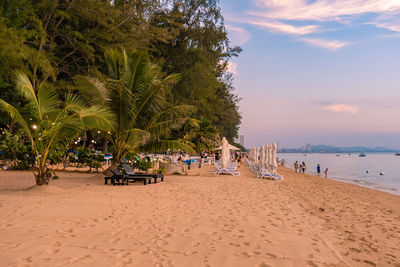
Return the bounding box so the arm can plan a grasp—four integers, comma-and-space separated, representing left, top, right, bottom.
221, 0, 400, 148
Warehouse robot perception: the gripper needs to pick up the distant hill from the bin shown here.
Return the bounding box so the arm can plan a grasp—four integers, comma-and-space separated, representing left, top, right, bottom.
278, 144, 398, 153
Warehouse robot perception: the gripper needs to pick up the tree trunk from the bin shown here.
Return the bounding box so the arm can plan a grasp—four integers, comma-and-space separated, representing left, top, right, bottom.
33, 166, 51, 185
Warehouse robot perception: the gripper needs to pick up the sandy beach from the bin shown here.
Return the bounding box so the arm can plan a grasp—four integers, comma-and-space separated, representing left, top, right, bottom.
0, 165, 399, 267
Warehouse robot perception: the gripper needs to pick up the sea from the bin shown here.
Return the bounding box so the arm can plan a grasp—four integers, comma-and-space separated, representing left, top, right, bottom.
278, 153, 400, 196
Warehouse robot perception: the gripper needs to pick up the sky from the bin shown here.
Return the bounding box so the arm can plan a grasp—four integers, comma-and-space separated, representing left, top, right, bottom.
220, 0, 400, 149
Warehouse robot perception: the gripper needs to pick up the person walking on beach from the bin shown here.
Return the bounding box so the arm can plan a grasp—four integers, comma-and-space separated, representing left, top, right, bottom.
317, 164, 321, 176
294, 161, 298, 172
324, 168, 328, 178
301, 162, 306, 174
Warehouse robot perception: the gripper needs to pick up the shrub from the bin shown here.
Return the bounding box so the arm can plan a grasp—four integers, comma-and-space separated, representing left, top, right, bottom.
134, 158, 153, 172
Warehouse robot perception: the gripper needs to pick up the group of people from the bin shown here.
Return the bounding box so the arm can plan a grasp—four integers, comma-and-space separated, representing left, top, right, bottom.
294, 161, 329, 177
293, 161, 306, 174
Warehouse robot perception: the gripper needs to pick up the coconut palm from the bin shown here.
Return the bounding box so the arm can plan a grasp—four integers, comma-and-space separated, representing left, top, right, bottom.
183, 117, 219, 152
75, 49, 194, 164
0, 72, 114, 185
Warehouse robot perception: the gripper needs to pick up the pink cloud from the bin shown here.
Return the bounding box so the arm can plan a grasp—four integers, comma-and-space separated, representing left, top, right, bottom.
324, 104, 358, 114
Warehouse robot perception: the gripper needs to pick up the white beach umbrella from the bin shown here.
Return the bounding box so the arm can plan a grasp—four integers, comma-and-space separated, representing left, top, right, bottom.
264, 145, 269, 169
260, 145, 265, 168
221, 137, 229, 167
268, 144, 273, 170
272, 143, 278, 174
255, 147, 259, 165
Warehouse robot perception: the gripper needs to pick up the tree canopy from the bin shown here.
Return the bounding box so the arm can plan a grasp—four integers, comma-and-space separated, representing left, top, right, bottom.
0, 0, 241, 143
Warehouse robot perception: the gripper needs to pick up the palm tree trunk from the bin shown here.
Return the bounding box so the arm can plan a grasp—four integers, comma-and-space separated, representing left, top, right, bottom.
33, 162, 51, 186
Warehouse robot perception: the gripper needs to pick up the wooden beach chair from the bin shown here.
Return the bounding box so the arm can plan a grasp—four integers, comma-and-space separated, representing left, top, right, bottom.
104, 169, 127, 185
120, 163, 163, 185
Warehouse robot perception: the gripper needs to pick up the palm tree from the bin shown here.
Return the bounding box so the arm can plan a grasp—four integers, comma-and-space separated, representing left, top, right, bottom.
0, 72, 114, 185
183, 118, 219, 152
75, 49, 194, 164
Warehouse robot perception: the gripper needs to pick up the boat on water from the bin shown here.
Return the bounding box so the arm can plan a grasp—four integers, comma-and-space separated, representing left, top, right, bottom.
395, 153, 400, 156
359, 153, 366, 157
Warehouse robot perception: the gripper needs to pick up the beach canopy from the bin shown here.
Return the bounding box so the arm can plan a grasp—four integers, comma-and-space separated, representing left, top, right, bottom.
214, 144, 241, 151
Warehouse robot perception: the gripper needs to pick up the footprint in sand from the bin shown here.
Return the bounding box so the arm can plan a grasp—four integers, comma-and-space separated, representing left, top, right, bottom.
265, 252, 277, 258
307, 260, 319, 267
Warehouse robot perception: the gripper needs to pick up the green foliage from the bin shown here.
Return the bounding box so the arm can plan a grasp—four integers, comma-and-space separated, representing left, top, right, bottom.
0, 128, 34, 169
0, 72, 114, 184
133, 158, 153, 172
149, 0, 242, 141
78, 48, 195, 162
47, 148, 63, 165
157, 168, 166, 174
88, 160, 102, 172
0, 0, 242, 166
77, 147, 92, 167
76, 147, 102, 171
125, 151, 138, 162
181, 118, 219, 152
52, 171, 59, 180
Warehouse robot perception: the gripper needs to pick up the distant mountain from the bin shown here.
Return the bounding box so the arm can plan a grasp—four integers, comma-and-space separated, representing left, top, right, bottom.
278, 144, 398, 153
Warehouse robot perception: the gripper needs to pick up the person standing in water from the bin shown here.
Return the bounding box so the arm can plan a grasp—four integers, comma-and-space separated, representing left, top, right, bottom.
294, 161, 298, 172
324, 168, 328, 178
317, 164, 321, 176
301, 162, 306, 174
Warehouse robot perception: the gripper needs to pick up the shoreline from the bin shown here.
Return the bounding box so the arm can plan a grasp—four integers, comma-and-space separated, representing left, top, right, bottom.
284, 165, 400, 197
0, 165, 399, 266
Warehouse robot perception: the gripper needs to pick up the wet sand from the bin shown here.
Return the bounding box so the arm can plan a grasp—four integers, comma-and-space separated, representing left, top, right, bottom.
0, 165, 399, 266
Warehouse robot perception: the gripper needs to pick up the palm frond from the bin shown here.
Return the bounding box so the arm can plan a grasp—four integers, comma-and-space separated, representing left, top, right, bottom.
149, 105, 194, 127
77, 105, 115, 131
14, 71, 40, 119
123, 128, 151, 146
138, 140, 196, 154
63, 93, 86, 113
0, 98, 32, 140
74, 75, 109, 105
37, 82, 58, 119
105, 48, 124, 80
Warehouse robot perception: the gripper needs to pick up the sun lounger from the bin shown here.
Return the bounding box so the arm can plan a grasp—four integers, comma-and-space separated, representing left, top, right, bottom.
104, 169, 127, 185
257, 169, 283, 181
244, 159, 283, 181
120, 163, 163, 185
213, 161, 240, 176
